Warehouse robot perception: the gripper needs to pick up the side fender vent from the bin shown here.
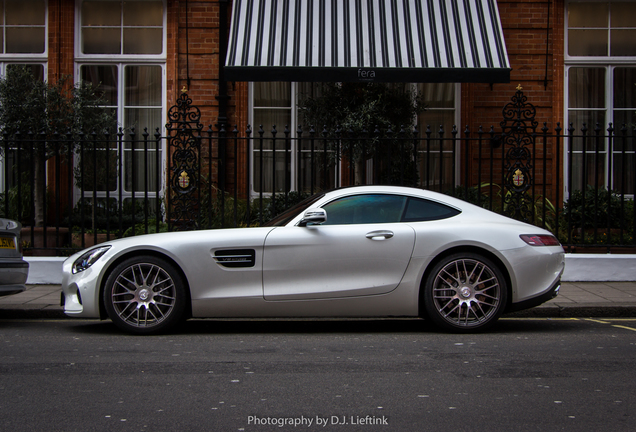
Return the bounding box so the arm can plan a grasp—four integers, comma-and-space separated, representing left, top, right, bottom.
214, 249, 256, 268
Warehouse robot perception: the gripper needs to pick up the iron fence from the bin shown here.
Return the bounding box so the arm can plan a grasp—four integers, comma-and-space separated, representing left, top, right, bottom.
0, 93, 634, 255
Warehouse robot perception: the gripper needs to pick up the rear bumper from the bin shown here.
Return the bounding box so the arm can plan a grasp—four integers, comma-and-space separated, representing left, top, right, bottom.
505, 279, 561, 314
0, 260, 29, 296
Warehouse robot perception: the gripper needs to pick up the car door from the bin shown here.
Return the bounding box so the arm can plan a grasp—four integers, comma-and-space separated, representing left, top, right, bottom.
262, 194, 416, 300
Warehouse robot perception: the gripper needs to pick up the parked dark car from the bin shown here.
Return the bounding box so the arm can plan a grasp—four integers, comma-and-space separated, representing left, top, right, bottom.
0, 218, 29, 296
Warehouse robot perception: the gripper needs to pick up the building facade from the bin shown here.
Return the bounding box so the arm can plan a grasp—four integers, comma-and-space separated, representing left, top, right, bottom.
1, 0, 634, 212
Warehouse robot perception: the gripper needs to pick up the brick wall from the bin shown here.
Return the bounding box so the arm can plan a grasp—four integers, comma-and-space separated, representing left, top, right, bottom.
462, 0, 565, 201
463, 0, 564, 132
48, 0, 76, 83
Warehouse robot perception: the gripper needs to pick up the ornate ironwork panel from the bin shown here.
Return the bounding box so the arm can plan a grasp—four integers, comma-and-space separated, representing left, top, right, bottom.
166, 92, 202, 230
500, 86, 538, 222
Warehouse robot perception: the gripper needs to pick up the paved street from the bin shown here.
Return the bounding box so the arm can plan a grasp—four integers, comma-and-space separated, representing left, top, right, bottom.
1, 282, 635, 431
0, 317, 635, 431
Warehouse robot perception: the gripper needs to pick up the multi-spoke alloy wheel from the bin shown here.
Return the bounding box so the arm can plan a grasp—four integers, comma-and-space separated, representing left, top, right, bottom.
104, 256, 186, 334
423, 253, 507, 332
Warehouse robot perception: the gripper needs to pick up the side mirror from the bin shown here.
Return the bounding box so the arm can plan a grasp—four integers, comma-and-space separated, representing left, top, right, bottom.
299, 208, 327, 226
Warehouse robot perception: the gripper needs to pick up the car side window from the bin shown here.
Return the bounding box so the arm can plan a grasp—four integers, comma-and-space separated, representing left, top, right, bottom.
402, 197, 460, 221
321, 195, 407, 225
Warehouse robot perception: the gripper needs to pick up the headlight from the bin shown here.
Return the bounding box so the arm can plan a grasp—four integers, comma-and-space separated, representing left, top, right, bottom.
72, 246, 111, 274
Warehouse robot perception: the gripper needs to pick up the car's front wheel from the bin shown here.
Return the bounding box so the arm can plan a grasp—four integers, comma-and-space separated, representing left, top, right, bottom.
422, 252, 507, 332
103, 256, 187, 335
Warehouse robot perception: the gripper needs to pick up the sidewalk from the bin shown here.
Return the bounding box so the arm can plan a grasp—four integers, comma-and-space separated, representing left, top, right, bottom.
1, 282, 635, 319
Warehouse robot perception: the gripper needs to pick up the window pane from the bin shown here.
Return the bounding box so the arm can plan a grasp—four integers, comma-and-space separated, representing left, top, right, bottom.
80, 146, 118, 192
254, 82, 291, 107
125, 66, 162, 106
614, 68, 636, 109
568, 2, 608, 27
418, 83, 454, 108
569, 68, 605, 108
5, 0, 45, 25
5, 27, 45, 53
81, 65, 119, 105
124, 108, 162, 192
322, 195, 407, 225
124, 107, 161, 131
418, 110, 455, 134
82, 28, 121, 54
569, 152, 606, 191
610, 29, 636, 56
7, 64, 44, 81
403, 198, 460, 222
567, 110, 606, 140
123, 28, 162, 54
82, 1, 121, 26
610, 2, 636, 28
253, 109, 291, 193
124, 0, 163, 26
568, 29, 608, 56
253, 109, 291, 144
612, 111, 635, 154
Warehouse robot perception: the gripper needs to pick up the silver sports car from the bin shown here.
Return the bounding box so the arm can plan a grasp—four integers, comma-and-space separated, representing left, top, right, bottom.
61, 186, 564, 334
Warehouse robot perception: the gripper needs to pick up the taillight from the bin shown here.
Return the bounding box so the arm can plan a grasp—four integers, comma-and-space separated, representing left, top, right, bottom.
520, 234, 561, 246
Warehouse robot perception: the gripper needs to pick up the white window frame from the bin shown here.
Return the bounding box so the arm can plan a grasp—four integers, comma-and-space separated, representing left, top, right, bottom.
248, 81, 339, 197
415, 82, 462, 190
74, 0, 167, 61
0, 0, 48, 192
0, 0, 48, 57
248, 82, 461, 196
564, 0, 636, 196
74, 0, 167, 206
0, 63, 47, 192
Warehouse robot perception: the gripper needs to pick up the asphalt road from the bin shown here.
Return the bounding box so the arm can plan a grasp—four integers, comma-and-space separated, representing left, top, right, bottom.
0, 317, 634, 432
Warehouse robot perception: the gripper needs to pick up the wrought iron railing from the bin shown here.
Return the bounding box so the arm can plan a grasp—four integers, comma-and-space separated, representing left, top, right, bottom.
1, 90, 634, 255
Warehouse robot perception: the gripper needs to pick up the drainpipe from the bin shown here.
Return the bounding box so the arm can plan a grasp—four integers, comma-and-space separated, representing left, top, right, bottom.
216, 0, 230, 128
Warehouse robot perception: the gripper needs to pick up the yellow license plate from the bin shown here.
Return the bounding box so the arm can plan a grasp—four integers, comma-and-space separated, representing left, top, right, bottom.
0, 237, 15, 249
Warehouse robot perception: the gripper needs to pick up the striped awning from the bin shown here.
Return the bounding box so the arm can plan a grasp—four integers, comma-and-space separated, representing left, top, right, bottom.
225, 0, 511, 83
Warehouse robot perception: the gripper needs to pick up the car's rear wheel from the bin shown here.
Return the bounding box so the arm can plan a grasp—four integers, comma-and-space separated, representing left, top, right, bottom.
422, 252, 507, 332
103, 256, 186, 335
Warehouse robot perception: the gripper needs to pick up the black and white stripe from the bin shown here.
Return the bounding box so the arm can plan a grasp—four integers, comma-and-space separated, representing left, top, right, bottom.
226, 0, 511, 83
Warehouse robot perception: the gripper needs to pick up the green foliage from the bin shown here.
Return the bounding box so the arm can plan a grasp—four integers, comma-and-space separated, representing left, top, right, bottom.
298, 83, 425, 185
68, 197, 163, 235
559, 186, 634, 245
447, 185, 491, 209
0, 66, 116, 227
251, 191, 311, 224
561, 186, 632, 230
197, 177, 310, 229
0, 173, 33, 223
300, 83, 425, 135
0, 66, 116, 144
448, 183, 557, 231
122, 219, 168, 237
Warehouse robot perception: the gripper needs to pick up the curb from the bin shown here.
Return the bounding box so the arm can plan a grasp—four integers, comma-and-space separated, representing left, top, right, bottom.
0, 308, 66, 320
2, 305, 636, 321
505, 304, 636, 318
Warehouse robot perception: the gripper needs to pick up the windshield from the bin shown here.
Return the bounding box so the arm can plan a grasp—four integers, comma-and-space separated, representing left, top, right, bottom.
262, 193, 326, 227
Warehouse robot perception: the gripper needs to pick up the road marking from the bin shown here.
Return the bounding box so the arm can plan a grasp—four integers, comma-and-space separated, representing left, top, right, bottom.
584, 319, 610, 324
612, 325, 636, 332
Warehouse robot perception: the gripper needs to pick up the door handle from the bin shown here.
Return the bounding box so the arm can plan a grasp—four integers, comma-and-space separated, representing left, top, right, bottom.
366, 230, 394, 240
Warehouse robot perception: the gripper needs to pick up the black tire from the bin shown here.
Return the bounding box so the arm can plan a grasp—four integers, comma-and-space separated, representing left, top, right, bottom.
422, 252, 508, 332
103, 255, 187, 335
